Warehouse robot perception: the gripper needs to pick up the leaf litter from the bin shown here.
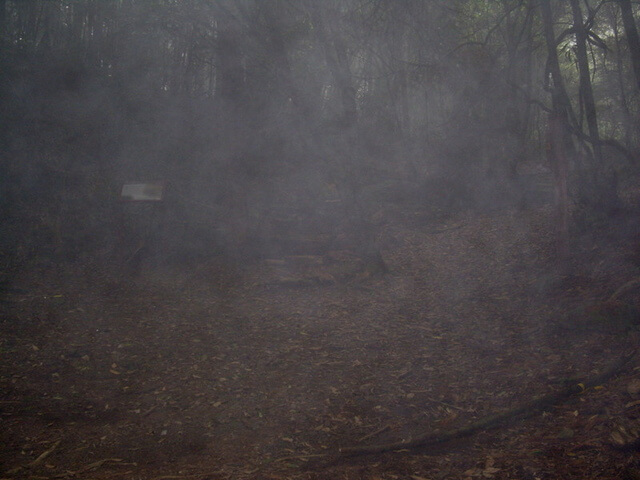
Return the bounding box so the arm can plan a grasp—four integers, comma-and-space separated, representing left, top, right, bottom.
2, 205, 640, 479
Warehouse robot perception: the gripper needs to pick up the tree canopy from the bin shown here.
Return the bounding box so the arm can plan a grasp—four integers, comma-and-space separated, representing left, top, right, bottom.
0, 0, 638, 262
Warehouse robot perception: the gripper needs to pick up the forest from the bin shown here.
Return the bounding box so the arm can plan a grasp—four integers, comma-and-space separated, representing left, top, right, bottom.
2, 0, 640, 479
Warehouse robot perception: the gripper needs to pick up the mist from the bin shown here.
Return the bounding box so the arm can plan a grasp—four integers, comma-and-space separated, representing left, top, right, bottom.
2, 1, 640, 479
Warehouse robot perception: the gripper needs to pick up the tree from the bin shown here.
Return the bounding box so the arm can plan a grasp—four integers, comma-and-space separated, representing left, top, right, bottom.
2, 0, 640, 266
538, 0, 573, 253
569, 0, 603, 164
567, 0, 620, 218
306, 0, 387, 274
618, 0, 640, 93
0, 0, 6, 40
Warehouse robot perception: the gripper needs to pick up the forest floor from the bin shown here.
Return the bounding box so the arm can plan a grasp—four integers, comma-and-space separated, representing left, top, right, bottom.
3, 196, 640, 480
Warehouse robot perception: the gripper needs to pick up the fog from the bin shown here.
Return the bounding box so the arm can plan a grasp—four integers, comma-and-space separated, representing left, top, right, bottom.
1, 1, 640, 479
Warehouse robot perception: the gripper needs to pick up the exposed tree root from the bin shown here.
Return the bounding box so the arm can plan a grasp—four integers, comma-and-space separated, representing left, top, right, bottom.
338, 350, 637, 457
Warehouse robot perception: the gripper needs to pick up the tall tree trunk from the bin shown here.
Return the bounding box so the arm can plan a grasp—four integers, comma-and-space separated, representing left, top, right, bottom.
261, 3, 308, 118
503, 2, 533, 176
569, 0, 603, 164
539, 0, 572, 254
307, 2, 357, 127
393, 26, 410, 137
618, 0, 640, 92
610, 5, 635, 147
307, 2, 387, 275
215, 23, 244, 106
0, 0, 6, 40
570, 0, 620, 215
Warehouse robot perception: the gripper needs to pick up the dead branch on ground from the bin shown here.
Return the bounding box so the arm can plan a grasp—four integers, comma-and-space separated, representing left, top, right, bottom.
338, 350, 637, 457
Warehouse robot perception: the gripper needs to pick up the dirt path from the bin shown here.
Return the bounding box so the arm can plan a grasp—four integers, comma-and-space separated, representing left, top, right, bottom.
2, 206, 640, 479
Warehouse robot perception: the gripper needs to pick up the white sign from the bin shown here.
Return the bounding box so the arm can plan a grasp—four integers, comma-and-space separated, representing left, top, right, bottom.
121, 182, 165, 202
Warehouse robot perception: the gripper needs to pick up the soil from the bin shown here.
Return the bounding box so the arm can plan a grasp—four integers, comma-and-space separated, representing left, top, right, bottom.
3, 201, 640, 480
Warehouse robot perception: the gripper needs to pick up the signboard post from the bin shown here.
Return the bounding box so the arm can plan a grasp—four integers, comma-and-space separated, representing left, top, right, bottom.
119, 182, 167, 273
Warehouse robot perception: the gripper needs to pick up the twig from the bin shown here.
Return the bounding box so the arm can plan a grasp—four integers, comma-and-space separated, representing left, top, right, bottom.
608, 277, 640, 303
152, 476, 200, 480
6, 440, 62, 476
422, 395, 474, 413
27, 439, 61, 468
357, 424, 391, 443
425, 224, 465, 234
51, 458, 127, 477
141, 405, 158, 417
149, 468, 228, 479
274, 453, 328, 463
75, 458, 123, 473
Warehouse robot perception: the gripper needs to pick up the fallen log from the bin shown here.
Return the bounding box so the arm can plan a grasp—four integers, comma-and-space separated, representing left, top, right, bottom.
339, 350, 637, 457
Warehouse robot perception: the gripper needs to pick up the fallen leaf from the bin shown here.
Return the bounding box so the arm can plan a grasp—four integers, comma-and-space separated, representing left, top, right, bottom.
557, 427, 574, 439
611, 430, 625, 445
